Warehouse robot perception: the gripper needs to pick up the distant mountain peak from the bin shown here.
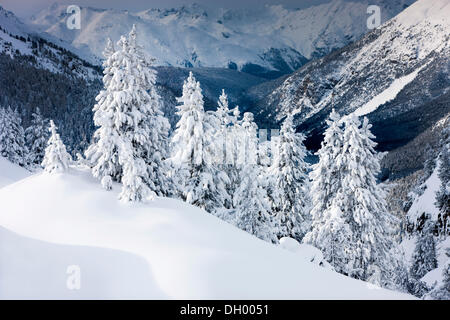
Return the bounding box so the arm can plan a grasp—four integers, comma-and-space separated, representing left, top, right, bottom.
25, 1, 412, 78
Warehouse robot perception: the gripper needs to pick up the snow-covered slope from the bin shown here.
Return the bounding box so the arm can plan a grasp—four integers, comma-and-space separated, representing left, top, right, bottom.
0, 5, 28, 36
0, 167, 413, 299
0, 157, 31, 188
27, 0, 413, 77
252, 0, 449, 149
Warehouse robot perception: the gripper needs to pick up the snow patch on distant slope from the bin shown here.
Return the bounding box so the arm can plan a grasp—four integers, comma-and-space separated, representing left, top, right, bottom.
395, 0, 450, 29
352, 64, 426, 117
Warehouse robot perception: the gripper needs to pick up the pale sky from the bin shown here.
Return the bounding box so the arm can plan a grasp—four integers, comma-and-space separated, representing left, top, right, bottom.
1, 0, 338, 18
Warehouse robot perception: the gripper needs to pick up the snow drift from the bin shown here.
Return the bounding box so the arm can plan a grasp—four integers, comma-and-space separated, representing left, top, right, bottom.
0, 167, 413, 299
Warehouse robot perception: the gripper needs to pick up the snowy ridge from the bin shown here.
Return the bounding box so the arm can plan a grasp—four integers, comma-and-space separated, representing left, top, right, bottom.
0, 5, 28, 36
0, 167, 413, 299
27, 0, 413, 76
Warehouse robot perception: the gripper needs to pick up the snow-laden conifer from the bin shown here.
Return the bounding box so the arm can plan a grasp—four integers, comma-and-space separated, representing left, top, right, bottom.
436, 125, 449, 235
304, 109, 345, 251
85, 38, 122, 190
25, 107, 49, 167
0, 107, 28, 167
42, 120, 72, 173
171, 72, 229, 211
86, 26, 171, 201
333, 115, 399, 284
410, 221, 438, 280
233, 112, 277, 243
123, 25, 172, 198
268, 115, 310, 240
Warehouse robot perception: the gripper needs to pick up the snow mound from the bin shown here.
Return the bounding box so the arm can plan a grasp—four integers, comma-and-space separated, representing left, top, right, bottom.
0, 157, 31, 188
0, 168, 413, 299
0, 226, 166, 299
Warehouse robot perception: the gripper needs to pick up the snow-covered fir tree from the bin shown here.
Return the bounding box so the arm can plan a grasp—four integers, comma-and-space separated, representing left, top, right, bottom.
86, 26, 171, 201
268, 115, 310, 240
334, 115, 399, 285
216, 89, 232, 164
224, 105, 244, 206
0, 107, 27, 167
42, 120, 72, 173
410, 220, 438, 280
214, 89, 233, 207
171, 72, 229, 212
304, 109, 348, 268
435, 125, 449, 235
85, 38, 122, 190
233, 112, 277, 243
305, 112, 401, 286
426, 248, 450, 300
25, 107, 49, 167
124, 25, 172, 199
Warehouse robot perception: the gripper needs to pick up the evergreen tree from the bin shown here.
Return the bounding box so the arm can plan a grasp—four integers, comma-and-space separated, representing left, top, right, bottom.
435, 125, 449, 235
426, 248, 450, 300
225, 105, 243, 207
216, 89, 231, 158
334, 115, 399, 284
305, 112, 400, 285
214, 89, 233, 207
268, 115, 310, 240
86, 26, 171, 201
233, 112, 277, 243
0, 107, 27, 166
171, 72, 229, 212
410, 221, 438, 280
42, 120, 72, 173
25, 107, 49, 167
304, 109, 347, 263
125, 25, 172, 198
85, 38, 122, 190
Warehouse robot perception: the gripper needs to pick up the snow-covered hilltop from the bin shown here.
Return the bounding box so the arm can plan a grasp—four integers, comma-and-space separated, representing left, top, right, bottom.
0, 167, 413, 299
27, 0, 413, 78
252, 0, 449, 149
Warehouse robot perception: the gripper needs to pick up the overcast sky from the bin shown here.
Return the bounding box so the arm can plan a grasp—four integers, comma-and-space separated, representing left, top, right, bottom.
1, 0, 340, 18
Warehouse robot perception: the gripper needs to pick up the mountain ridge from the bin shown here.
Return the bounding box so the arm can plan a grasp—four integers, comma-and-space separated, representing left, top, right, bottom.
249, 0, 449, 151
27, 0, 414, 78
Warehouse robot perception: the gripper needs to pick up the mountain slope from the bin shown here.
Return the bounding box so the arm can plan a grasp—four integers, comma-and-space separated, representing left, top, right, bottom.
0, 167, 413, 299
28, 0, 413, 78
251, 0, 449, 150
0, 6, 100, 79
